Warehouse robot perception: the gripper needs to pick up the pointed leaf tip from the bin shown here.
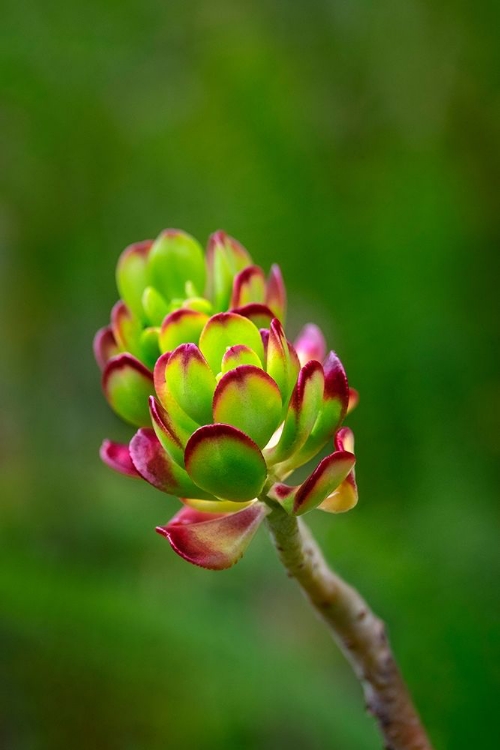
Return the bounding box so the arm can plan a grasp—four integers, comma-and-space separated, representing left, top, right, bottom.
265, 264, 287, 322
293, 450, 356, 515
294, 324, 326, 366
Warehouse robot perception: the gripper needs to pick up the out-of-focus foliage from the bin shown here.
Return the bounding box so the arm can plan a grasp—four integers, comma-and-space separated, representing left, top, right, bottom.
0, 1, 498, 748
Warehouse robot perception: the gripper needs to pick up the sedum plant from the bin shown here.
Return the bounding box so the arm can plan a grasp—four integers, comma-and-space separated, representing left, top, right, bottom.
94, 229, 433, 750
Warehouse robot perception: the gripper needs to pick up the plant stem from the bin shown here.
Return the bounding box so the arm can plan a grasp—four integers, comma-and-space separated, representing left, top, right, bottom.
266, 507, 433, 750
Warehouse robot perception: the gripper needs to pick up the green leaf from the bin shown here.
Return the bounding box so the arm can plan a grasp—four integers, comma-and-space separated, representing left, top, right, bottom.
142, 286, 170, 326
185, 424, 267, 501
221, 345, 263, 373
293, 450, 355, 515
164, 344, 216, 425
199, 312, 264, 373
102, 354, 154, 427
130, 428, 215, 499
265, 360, 324, 466
116, 240, 152, 320
159, 309, 209, 353
213, 365, 282, 448
147, 229, 206, 300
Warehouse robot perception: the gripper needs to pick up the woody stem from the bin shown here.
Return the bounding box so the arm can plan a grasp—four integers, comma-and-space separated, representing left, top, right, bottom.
266, 507, 433, 750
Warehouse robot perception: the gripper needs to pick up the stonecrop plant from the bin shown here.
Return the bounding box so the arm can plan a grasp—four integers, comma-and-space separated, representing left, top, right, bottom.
94, 229, 433, 750
94, 229, 358, 569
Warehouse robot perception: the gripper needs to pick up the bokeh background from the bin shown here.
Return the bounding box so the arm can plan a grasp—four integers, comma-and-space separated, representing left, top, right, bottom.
1, 1, 499, 748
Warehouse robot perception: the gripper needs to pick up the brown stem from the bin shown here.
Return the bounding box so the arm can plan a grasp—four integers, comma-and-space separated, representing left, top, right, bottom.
266, 508, 433, 750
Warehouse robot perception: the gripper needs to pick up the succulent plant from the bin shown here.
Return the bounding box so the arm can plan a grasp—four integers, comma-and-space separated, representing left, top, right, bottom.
95, 229, 358, 569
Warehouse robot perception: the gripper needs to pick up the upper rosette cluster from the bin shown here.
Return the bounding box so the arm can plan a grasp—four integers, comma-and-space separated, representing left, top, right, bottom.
94, 229, 286, 371
95, 229, 358, 570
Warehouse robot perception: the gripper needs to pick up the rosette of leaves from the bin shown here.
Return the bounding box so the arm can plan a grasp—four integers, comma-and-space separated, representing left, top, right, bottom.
94, 229, 286, 370
95, 231, 358, 570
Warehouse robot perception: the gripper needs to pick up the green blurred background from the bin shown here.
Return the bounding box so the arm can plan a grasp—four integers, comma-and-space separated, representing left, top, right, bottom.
1, 0, 499, 747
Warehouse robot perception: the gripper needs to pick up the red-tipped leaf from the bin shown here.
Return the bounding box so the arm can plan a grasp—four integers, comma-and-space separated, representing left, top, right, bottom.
102, 354, 154, 427
100, 439, 140, 477
93, 326, 121, 371
294, 324, 326, 366
129, 428, 214, 499
156, 502, 268, 570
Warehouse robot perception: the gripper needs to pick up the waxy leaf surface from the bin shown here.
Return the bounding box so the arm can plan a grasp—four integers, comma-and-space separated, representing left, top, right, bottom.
130, 428, 214, 499
103, 354, 154, 427
213, 365, 282, 448
293, 450, 356, 515
165, 344, 216, 425
116, 240, 152, 320
100, 439, 140, 477
199, 312, 264, 373
147, 230, 206, 300
159, 308, 209, 353
185, 424, 267, 501
157, 503, 268, 570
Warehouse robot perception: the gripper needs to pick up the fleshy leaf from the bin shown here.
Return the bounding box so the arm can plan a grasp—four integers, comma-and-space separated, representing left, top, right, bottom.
231, 303, 275, 329
142, 286, 170, 327
335, 426, 354, 454
111, 300, 142, 356
116, 240, 152, 320
347, 388, 359, 415
182, 297, 213, 315
318, 428, 358, 513
147, 229, 206, 300
159, 309, 209, 353
230, 266, 266, 308
213, 365, 282, 448
294, 324, 326, 366
318, 474, 358, 513
293, 450, 356, 515
181, 497, 254, 513
199, 312, 264, 373
156, 503, 268, 570
266, 319, 299, 405
139, 327, 161, 369
279, 350, 349, 471
185, 424, 267, 501
206, 231, 252, 310
100, 439, 140, 477
93, 326, 120, 370
265, 360, 324, 465
265, 264, 287, 323
164, 344, 215, 425
153, 353, 200, 439
102, 354, 154, 427
129, 428, 214, 499
149, 396, 185, 466
221, 345, 263, 373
